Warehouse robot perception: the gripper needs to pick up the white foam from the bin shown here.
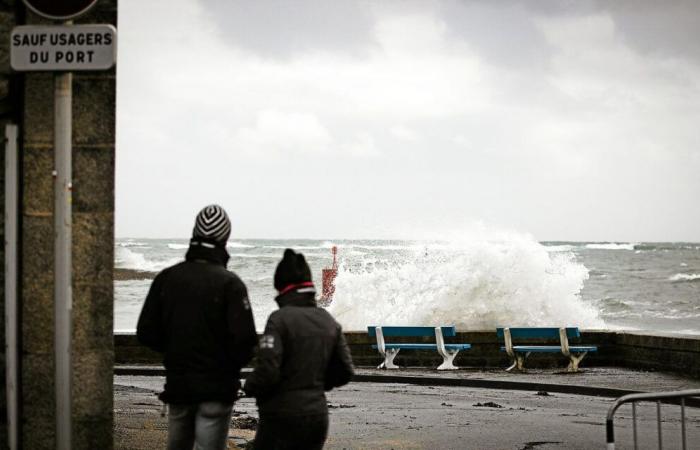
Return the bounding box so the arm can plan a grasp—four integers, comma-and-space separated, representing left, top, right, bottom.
230, 253, 279, 259
586, 243, 635, 251
351, 244, 422, 251
117, 241, 149, 248
544, 244, 575, 252
227, 241, 255, 249
328, 232, 604, 331
263, 245, 329, 250
167, 243, 189, 250
669, 273, 700, 282
115, 247, 181, 272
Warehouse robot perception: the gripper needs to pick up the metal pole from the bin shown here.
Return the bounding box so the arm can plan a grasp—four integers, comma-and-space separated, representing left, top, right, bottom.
5, 124, 19, 450
656, 400, 663, 450
632, 402, 638, 450
54, 70, 73, 450
680, 398, 686, 450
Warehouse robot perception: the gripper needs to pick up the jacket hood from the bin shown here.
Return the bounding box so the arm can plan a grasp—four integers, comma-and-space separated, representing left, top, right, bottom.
275, 290, 317, 308
185, 239, 230, 266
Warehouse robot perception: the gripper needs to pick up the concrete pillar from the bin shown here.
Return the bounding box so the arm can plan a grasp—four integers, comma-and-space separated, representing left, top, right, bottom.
1, 1, 117, 449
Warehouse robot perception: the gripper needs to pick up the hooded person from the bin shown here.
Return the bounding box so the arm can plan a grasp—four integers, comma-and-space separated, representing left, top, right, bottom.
244, 249, 354, 450
137, 204, 257, 450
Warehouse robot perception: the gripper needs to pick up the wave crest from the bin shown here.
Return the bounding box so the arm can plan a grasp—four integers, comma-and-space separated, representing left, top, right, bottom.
586, 243, 635, 251
669, 273, 700, 282
115, 247, 180, 272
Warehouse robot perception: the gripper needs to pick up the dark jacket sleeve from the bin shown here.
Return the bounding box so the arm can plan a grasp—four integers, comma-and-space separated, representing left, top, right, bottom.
227, 279, 257, 369
242, 317, 283, 398
136, 272, 166, 353
325, 325, 355, 390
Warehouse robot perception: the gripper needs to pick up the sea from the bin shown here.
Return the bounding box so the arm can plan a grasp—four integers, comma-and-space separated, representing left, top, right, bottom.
114, 236, 700, 335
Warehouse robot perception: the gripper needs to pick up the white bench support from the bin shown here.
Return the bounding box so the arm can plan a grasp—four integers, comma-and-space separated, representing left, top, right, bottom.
559, 327, 588, 372
507, 352, 531, 372
375, 327, 400, 369
503, 328, 531, 372
435, 327, 460, 370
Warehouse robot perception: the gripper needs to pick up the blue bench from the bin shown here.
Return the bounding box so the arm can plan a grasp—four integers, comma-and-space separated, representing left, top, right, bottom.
496, 327, 597, 372
367, 326, 471, 370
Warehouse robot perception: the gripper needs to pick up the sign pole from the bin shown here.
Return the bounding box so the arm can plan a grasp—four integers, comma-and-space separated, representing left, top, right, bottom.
54, 67, 72, 450
5, 124, 19, 450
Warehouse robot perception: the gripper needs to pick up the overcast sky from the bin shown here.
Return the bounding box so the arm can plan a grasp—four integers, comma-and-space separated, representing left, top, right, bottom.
116, 0, 700, 241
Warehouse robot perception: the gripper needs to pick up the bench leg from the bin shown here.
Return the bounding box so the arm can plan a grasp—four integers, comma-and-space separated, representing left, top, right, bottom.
566, 352, 588, 372
437, 350, 460, 371
506, 352, 530, 372
378, 348, 400, 369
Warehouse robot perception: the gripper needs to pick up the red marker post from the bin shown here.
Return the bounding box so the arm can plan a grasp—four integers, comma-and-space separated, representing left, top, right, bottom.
320, 246, 338, 306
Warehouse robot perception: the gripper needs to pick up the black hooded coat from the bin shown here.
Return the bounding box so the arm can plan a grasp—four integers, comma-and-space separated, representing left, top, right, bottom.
243, 289, 354, 417
136, 240, 257, 404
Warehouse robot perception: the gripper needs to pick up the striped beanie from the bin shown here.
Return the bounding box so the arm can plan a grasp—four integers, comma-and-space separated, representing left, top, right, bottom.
192, 204, 231, 245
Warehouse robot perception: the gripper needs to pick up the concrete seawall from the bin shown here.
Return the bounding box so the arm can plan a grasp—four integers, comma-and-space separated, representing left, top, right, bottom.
115, 330, 700, 377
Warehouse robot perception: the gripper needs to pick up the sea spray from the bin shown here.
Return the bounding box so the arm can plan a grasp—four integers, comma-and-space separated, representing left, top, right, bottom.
115, 246, 181, 272
328, 233, 604, 331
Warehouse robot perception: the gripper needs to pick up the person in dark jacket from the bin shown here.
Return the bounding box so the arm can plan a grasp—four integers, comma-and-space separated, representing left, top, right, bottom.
137, 205, 257, 450
244, 248, 354, 450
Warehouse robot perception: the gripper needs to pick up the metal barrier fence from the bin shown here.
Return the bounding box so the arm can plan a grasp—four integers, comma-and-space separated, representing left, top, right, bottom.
606, 389, 700, 450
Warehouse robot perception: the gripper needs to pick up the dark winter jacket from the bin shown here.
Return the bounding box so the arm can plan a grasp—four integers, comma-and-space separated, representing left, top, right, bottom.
243, 290, 354, 417
136, 240, 257, 404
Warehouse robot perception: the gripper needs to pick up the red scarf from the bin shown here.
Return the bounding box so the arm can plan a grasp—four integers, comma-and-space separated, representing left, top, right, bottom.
278, 281, 315, 296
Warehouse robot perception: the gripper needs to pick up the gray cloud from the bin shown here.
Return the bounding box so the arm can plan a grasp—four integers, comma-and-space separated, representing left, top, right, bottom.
116, 0, 700, 241
196, 0, 376, 59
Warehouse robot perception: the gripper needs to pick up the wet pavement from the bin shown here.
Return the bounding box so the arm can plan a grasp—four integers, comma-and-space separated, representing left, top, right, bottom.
353, 366, 700, 394
114, 368, 700, 449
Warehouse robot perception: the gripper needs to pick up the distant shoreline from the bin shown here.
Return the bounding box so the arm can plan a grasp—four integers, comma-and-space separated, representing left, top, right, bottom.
114, 268, 156, 281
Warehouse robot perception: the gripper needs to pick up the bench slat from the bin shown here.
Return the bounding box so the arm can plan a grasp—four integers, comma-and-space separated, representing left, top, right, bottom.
373, 344, 472, 350
496, 327, 581, 339
500, 345, 597, 353
367, 326, 456, 337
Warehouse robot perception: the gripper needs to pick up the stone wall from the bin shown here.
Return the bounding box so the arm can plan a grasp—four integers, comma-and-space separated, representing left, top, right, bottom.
0, 1, 117, 448
612, 332, 700, 377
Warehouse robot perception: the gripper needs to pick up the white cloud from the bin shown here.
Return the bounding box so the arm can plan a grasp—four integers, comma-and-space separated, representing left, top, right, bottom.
390, 125, 418, 142
341, 132, 379, 158
232, 110, 333, 157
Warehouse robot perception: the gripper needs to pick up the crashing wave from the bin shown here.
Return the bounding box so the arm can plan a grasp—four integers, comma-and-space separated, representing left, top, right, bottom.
585, 243, 635, 251
115, 247, 181, 272
669, 273, 700, 283
328, 231, 604, 331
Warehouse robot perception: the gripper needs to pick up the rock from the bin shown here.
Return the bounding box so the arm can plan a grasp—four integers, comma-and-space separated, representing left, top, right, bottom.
473, 402, 503, 408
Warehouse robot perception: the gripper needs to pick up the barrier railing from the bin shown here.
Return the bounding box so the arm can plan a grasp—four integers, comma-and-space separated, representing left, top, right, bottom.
606, 389, 700, 450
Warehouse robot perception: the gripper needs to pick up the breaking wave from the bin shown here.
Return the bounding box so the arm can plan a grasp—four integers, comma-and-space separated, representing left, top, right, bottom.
328, 231, 604, 331
230, 253, 279, 259
586, 243, 635, 251
669, 273, 700, 283
227, 241, 255, 249
115, 247, 180, 272
117, 241, 149, 248
543, 244, 575, 252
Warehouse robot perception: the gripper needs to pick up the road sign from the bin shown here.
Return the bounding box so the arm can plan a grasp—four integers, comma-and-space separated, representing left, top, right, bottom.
23, 0, 98, 20
10, 25, 117, 72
